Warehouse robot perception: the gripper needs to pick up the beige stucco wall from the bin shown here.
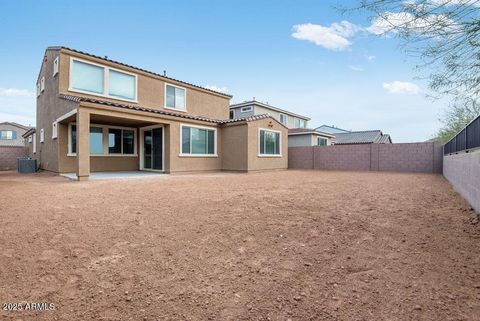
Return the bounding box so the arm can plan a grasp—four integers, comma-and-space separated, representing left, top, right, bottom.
221, 123, 248, 171
246, 118, 288, 171
35, 49, 79, 172
58, 105, 225, 174
58, 49, 230, 120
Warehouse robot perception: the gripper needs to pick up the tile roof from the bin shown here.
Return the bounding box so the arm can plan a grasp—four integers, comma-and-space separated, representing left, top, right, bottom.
333, 130, 391, 145
59, 94, 276, 126
48, 46, 232, 98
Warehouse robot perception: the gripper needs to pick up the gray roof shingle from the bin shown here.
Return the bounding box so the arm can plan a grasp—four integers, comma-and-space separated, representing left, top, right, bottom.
333, 130, 391, 144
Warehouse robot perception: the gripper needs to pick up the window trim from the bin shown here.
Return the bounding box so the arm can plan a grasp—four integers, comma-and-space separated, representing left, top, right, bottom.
279, 113, 288, 126
53, 56, 59, 77
0, 130, 14, 140
33, 133, 36, 154
294, 117, 307, 129
52, 122, 58, 139
258, 128, 282, 157
164, 83, 187, 112
40, 128, 45, 143
67, 122, 138, 157
40, 76, 45, 92
317, 137, 328, 146
229, 109, 235, 119
241, 106, 253, 113
179, 123, 218, 157
68, 57, 138, 103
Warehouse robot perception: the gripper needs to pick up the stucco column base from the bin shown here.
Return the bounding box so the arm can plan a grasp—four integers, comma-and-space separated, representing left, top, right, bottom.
77, 175, 89, 181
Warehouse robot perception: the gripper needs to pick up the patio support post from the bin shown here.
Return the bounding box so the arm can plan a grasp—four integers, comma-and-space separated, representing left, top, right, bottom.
76, 108, 90, 181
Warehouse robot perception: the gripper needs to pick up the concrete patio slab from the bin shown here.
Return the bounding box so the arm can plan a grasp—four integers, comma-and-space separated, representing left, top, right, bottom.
60, 171, 164, 180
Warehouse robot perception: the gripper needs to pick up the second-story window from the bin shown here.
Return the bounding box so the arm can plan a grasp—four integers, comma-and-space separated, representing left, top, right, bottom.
279, 114, 288, 125
165, 84, 186, 111
109, 70, 136, 101
71, 59, 104, 94
294, 118, 306, 128
70, 58, 137, 102
0, 130, 16, 140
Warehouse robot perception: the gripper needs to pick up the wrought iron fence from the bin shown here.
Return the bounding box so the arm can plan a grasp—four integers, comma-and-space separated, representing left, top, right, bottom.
444, 114, 480, 155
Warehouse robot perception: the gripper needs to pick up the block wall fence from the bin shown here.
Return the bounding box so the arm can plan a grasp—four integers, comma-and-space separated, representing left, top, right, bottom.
0, 146, 27, 171
288, 142, 443, 173
443, 151, 480, 213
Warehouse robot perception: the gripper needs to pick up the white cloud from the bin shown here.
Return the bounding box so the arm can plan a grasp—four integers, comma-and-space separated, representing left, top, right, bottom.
366, 55, 376, 62
0, 88, 34, 97
383, 81, 421, 95
204, 85, 228, 93
348, 65, 364, 72
292, 21, 362, 51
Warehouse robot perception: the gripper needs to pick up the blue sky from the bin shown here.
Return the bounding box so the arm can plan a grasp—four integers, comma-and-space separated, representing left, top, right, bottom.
0, 0, 447, 142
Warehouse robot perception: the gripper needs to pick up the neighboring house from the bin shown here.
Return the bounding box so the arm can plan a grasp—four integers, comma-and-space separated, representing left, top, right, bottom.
0, 122, 30, 146
315, 125, 350, 135
0, 122, 30, 171
22, 127, 36, 156
30, 46, 288, 180
288, 128, 334, 147
230, 100, 310, 129
333, 130, 392, 145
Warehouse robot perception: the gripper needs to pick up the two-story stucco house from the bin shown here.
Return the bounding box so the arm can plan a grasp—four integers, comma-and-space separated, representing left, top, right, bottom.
229, 100, 310, 129
29, 47, 287, 180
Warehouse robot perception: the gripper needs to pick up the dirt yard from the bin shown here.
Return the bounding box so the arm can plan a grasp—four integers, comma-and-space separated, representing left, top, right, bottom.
0, 170, 479, 321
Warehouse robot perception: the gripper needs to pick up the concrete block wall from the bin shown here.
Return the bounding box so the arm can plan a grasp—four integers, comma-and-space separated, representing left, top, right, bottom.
289, 142, 443, 174
288, 146, 313, 169
313, 145, 371, 171
443, 151, 480, 213
378, 142, 441, 173
0, 146, 27, 171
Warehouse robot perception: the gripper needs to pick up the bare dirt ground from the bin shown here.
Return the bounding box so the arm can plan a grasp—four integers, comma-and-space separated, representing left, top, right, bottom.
0, 170, 479, 321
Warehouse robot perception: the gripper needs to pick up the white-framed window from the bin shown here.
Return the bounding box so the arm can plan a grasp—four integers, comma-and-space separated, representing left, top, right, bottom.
294, 118, 306, 128
0, 130, 15, 140
165, 84, 186, 111
69, 57, 138, 102
53, 56, 59, 76
229, 109, 235, 119
317, 137, 327, 146
40, 76, 45, 92
52, 122, 58, 139
33, 133, 36, 153
279, 113, 288, 125
36, 82, 40, 97
180, 124, 217, 157
68, 123, 137, 156
40, 128, 45, 143
241, 106, 253, 113
28, 135, 32, 143
259, 128, 281, 157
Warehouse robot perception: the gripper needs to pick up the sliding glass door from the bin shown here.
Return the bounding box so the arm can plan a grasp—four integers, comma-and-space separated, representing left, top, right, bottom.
142, 127, 163, 171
